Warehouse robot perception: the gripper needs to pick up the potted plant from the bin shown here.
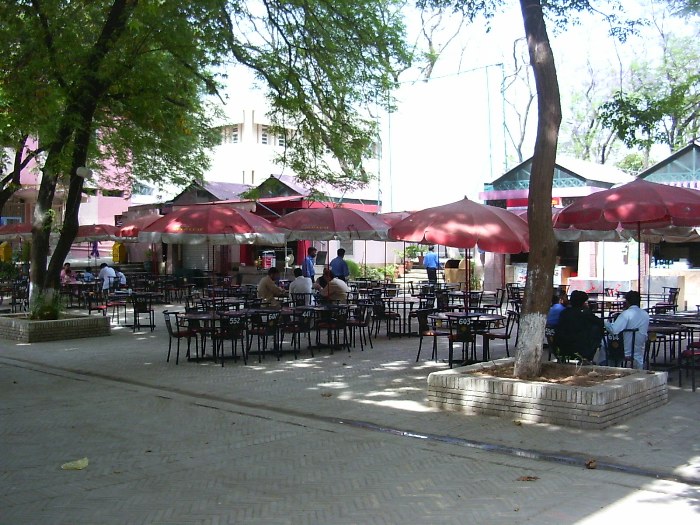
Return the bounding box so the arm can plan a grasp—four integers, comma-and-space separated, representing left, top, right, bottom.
397, 245, 422, 272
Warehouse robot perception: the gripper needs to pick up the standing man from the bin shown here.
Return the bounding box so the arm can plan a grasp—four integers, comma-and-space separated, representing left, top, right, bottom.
302, 246, 317, 281
604, 290, 649, 369
423, 245, 440, 286
329, 248, 350, 282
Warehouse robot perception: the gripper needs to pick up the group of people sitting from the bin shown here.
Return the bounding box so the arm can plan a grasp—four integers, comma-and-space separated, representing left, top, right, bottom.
548, 289, 650, 368
256, 266, 350, 307
256, 247, 351, 307
60, 262, 127, 292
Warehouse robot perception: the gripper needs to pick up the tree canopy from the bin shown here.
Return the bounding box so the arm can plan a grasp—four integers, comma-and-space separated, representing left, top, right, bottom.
0, 0, 410, 291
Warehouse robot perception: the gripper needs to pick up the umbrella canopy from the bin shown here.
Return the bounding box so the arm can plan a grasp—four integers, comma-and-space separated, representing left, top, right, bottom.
513, 208, 623, 242
274, 207, 390, 241
139, 204, 287, 245
557, 178, 700, 293
74, 224, 121, 242
118, 215, 163, 239
378, 211, 413, 228
389, 197, 529, 253
556, 178, 700, 230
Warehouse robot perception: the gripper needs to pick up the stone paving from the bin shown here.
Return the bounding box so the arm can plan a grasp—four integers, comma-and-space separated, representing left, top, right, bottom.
1, 301, 699, 524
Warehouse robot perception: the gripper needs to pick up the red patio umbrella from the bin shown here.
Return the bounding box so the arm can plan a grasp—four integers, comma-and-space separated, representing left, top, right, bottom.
557, 178, 700, 292
139, 204, 287, 245
118, 215, 163, 239
274, 207, 390, 241
389, 197, 529, 253
74, 224, 121, 242
390, 198, 529, 305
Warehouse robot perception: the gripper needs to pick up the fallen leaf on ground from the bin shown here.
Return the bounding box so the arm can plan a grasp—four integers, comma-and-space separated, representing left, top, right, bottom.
513, 420, 522, 426
61, 457, 88, 470
321, 392, 333, 397
585, 459, 597, 469
516, 475, 539, 481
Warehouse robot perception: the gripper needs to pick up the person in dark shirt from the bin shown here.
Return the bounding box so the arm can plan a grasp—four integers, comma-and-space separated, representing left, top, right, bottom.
554, 290, 604, 361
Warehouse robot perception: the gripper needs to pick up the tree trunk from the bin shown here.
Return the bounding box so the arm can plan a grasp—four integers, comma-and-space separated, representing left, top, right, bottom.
28, 0, 138, 301
513, 0, 561, 378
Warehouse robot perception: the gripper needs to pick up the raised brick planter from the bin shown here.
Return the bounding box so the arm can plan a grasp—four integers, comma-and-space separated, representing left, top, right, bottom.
0, 313, 111, 343
428, 358, 668, 429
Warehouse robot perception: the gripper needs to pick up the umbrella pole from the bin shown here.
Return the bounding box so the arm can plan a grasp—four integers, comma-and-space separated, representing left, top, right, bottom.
637, 222, 642, 295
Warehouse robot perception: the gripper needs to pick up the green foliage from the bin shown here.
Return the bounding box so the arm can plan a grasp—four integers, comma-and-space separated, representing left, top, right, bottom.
616, 153, 648, 175
599, 34, 700, 152
0, 260, 19, 280
29, 291, 64, 320
397, 244, 423, 261
359, 264, 396, 281
346, 259, 362, 279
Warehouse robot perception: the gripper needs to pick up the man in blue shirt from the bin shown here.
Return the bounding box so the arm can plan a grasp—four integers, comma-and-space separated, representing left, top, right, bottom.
423, 245, 440, 285
329, 248, 349, 281
302, 246, 317, 281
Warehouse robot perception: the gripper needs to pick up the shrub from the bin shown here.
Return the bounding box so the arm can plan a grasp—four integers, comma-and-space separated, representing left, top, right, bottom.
30, 291, 64, 320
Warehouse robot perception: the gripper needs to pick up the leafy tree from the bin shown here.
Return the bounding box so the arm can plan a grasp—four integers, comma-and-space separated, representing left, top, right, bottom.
0, 0, 409, 296
417, 0, 638, 377
599, 33, 700, 154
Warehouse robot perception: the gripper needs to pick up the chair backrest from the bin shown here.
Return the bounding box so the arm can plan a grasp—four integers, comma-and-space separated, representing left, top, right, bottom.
163, 310, 176, 337
435, 291, 450, 312
505, 310, 519, 337
449, 316, 473, 342
606, 328, 637, 364
495, 288, 506, 308
132, 294, 153, 313
668, 288, 680, 305
414, 308, 434, 333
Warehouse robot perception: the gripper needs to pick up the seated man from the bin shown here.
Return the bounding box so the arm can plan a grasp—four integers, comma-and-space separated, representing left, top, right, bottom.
81, 267, 95, 283
604, 290, 649, 369
257, 267, 288, 307
554, 290, 604, 362
319, 271, 350, 304
288, 267, 313, 305
546, 291, 569, 328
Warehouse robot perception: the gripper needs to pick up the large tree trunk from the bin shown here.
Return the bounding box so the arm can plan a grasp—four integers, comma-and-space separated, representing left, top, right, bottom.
29, 0, 138, 299
513, 0, 561, 378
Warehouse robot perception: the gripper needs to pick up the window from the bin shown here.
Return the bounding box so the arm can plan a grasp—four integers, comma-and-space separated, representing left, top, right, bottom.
277, 132, 286, 147
220, 124, 239, 144
339, 240, 354, 256
132, 182, 154, 196
102, 189, 124, 198
260, 126, 269, 145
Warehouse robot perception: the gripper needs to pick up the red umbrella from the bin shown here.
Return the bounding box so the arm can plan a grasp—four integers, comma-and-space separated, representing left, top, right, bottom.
389, 197, 529, 253
74, 224, 120, 242
378, 211, 412, 228
274, 207, 389, 241
139, 204, 287, 245
556, 178, 700, 230
118, 215, 163, 239
557, 178, 700, 292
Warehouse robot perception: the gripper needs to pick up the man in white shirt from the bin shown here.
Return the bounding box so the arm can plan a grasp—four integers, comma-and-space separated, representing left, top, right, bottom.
288, 267, 313, 305
320, 271, 350, 304
98, 263, 117, 294
604, 290, 649, 369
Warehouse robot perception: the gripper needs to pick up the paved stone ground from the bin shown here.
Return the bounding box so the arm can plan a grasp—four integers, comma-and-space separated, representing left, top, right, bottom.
1, 301, 699, 524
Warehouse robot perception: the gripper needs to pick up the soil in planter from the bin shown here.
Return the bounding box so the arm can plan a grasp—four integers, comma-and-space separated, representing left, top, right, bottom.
472, 362, 634, 387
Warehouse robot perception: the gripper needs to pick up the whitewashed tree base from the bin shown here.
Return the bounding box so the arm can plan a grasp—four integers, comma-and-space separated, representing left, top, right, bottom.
428, 358, 668, 429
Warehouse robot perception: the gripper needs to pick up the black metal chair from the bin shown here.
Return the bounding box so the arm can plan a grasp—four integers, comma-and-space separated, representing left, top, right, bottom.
280, 308, 315, 358
247, 311, 281, 362
163, 311, 197, 365
347, 303, 373, 351
131, 294, 155, 332
414, 309, 450, 364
